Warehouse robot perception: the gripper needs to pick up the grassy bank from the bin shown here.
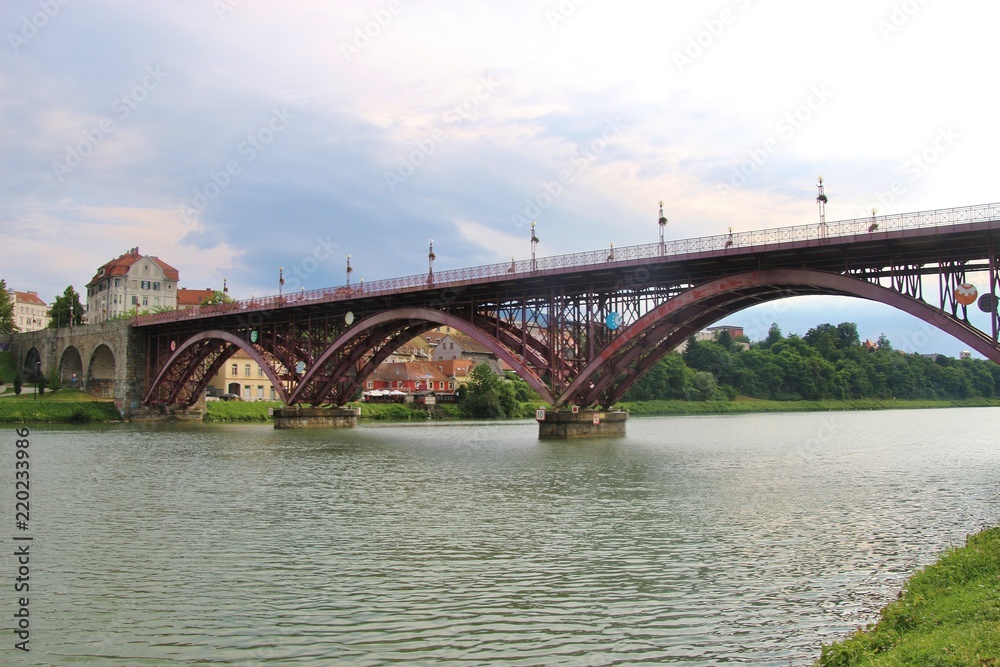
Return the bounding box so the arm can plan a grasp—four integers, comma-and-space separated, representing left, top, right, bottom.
817, 526, 1000, 666
0, 390, 121, 423
197, 397, 1000, 423
618, 397, 1000, 416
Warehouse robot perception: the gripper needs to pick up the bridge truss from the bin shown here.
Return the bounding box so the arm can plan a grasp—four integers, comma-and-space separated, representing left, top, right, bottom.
138, 203, 1000, 409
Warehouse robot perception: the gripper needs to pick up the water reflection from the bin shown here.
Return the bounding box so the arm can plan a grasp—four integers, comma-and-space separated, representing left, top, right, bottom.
25, 409, 1000, 665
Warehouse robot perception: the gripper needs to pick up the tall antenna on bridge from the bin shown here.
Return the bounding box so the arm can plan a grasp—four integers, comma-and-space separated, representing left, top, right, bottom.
530, 221, 539, 272
658, 200, 667, 255
816, 176, 828, 239
428, 240, 435, 285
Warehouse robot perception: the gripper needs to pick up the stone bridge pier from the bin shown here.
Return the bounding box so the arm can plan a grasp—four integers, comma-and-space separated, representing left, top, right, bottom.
6, 320, 148, 419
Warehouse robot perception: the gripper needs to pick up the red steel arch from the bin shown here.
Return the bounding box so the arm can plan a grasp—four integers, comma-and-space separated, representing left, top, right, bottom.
288, 308, 556, 406
565, 268, 1000, 407
144, 330, 290, 406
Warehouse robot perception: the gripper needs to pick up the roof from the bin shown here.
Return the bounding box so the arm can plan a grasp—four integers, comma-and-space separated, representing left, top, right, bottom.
177, 288, 215, 307
433, 359, 474, 377
87, 247, 180, 287
442, 333, 493, 355
370, 362, 450, 384
10, 291, 47, 306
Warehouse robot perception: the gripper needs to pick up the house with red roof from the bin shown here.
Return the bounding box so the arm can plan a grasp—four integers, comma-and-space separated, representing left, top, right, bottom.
177, 287, 216, 310
85, 247, 179, 322
365, 362, 454, 395
8, 290, 50, 331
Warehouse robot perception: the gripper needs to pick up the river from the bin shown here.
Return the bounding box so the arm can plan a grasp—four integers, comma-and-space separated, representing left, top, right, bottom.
11, 408, 1000, 665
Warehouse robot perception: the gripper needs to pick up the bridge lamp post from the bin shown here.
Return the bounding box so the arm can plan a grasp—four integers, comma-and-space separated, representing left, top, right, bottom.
530, 221, 539, 272
34, 361, 39, 401
658, 200, 667, 255
816, 176, 828, 239
223, 277, 229, 297
279, 267, 284, 297
346, 254, 353, 287
607, 242, 615, 262
428, 240, 435, 284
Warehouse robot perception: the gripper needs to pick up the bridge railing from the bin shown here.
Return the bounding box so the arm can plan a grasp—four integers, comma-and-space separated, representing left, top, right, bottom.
133, 201, 1000, 326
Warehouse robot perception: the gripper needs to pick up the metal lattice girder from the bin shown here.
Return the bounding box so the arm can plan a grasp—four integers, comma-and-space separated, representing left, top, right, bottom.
138, 207, 1000, 409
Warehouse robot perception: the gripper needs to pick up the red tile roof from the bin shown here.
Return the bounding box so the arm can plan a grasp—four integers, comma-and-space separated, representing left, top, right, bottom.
177, 288, 215, 307
10, 291, 47, 306
370, 362, 450, 384
87, 247, 179, 287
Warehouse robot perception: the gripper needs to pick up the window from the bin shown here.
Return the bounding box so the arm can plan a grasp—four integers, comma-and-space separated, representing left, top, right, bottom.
243, 385, 250, 399
366, 381, 373, 389
114, 279, 120, 287
397, 381, 403, 389
270, 388, 276, 400
141, 280, 151, 289
439, 382, 445, 390
449, 382, 454, 390
154, 297, 160, 306
231, 364, 238, 375
142, 296, 148, 306
258, 367, 264, 377
153, 282, 160, 290
131, 296, 138, 305
245, 364, 251, 377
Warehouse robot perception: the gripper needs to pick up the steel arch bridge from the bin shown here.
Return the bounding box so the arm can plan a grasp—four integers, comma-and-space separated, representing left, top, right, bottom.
137, 202, 1000, 409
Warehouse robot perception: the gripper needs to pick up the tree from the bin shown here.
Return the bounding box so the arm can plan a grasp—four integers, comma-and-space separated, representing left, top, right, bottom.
48, 285, 84, 328
875, 333, 893, 351
715, 329, 733, 351
202, 290, 234, 306
36, 372, 47, 396
761, 323, 783, 349
13, 371, 22, 396
0, 279, 16, 334
462, 363, 504, 418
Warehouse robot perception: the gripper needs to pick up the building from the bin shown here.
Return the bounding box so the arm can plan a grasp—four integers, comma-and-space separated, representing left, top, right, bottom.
85, 247, 179, 323
177, 288, 216, 310
431, 332, 502, 373
206, 349, 282, 401
366, 362, 454, 394
9, 290, 50, 332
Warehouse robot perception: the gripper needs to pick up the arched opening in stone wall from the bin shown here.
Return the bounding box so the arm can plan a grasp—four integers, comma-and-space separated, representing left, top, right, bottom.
59, 346, 85, 391
22, 347, 42, 381
87, 344, 116, 398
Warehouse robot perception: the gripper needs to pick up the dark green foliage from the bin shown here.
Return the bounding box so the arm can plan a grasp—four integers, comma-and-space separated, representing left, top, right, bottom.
627, 323, 1000, 403
48, 285, 84, 328
461, 362, 505, 418
36, 372, 46, 395
0, 279, 15, 334
13, 371, 22, 396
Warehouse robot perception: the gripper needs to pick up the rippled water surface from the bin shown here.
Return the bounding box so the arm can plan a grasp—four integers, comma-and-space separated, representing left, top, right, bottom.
17, 409, 1000, 665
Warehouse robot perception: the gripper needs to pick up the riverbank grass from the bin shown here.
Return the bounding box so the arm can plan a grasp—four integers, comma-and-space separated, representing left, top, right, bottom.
0, 390, 120, 423
818, 526, 1000, 666
619, 397, 1000, 416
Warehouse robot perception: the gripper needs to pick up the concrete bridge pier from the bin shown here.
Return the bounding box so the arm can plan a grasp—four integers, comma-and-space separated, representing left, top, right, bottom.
272, 406, 360, 429
536, 408, 628, 439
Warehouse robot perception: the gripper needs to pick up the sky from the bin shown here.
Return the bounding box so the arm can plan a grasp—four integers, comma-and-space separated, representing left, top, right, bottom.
2, 0, 998, 357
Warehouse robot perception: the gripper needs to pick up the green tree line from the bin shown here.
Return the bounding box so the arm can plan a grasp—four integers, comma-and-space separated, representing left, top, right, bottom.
624, 322, 1000, 402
